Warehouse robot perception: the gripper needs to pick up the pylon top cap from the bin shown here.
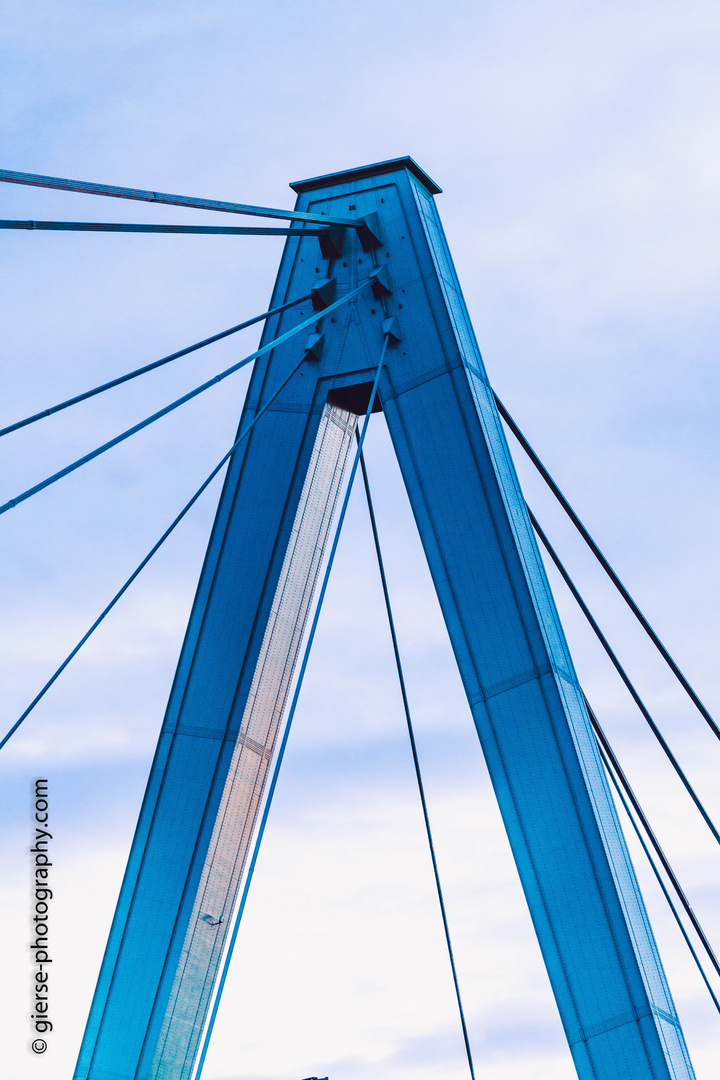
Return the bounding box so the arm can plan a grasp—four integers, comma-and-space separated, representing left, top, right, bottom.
290, 156, 442, 196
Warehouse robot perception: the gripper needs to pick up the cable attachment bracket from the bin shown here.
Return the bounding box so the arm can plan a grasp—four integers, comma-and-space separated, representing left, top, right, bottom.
310, 277, 336, 311
304, 333, 325, 361
382, 316, 401, 345
357, 212, 382, 251
370, 265, 392, 299
318, 225, 346, 259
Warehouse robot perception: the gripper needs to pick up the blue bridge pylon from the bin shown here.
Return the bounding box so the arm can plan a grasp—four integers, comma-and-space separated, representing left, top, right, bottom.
67, 158, 694, 1080
0, 157, 705, 1080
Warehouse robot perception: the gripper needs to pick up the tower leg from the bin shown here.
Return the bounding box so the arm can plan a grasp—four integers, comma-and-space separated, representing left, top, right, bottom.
75, 389, 359, 1080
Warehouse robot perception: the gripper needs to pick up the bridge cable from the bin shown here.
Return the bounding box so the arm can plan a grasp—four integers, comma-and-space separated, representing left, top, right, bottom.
591, 712, 720, 1015
0, 349, 311, 752
193, 337, 389, 1080
0, 280, 369, 516
0, 291, 313, 439
0, 219, 329, 236
357, 439, 477, 1080
528, 507, 720, 847
494, 392, 720, 743
0, 167, 358, 227
584, 698, 720, 979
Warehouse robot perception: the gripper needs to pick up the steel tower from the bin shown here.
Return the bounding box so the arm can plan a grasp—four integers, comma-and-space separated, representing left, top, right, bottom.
72, 158, 694, 1080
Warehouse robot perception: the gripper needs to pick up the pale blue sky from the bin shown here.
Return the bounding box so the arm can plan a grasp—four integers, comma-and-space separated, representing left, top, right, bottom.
1, 2, 720, 1078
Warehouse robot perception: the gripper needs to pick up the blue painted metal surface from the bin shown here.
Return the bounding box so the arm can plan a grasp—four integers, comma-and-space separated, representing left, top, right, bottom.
75, 157, 694, 1080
